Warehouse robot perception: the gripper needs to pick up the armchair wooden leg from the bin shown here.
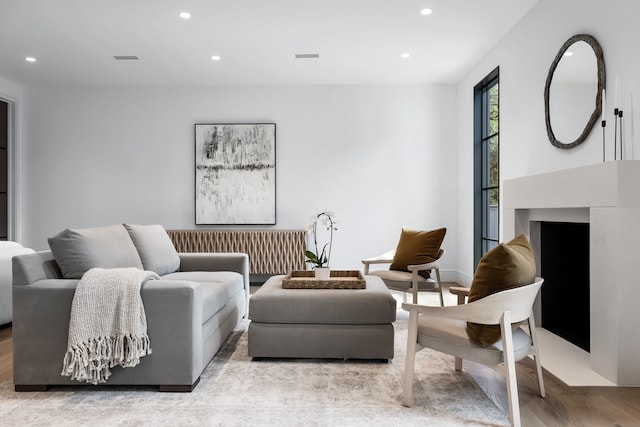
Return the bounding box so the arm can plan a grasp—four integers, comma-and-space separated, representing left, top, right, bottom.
402, 309, 419, 407
501, 312, 521, 427
435, 269, 444, 306
454, 357, 463, 372
528, 314, 546, 398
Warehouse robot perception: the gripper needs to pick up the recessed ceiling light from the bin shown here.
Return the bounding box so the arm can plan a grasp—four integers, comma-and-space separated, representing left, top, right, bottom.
400, 52, 410, 59
179, 11, 191, 19
295, 53, 320, 59
210, 55, 221, 61
25, 56, 36, 63
420, 8, 433, 16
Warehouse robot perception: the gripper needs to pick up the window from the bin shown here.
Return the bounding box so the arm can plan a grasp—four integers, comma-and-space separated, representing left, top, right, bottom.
0, 99, 8, 240
473, 67, 499, 268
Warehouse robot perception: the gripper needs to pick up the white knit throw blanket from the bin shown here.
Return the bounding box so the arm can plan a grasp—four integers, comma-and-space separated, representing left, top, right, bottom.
61, 267, 160, 385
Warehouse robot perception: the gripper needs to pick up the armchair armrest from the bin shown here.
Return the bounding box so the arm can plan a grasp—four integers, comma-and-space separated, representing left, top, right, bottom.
406, 248, 445, 274
402, 279, 543, 325
449, 286, 471, 305
407, 259, 440, 272
361, 250, 395, 274
402, 301, 481, 323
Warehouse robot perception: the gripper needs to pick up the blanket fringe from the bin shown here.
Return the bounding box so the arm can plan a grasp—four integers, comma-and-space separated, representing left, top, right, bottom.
61, 334, 152, 385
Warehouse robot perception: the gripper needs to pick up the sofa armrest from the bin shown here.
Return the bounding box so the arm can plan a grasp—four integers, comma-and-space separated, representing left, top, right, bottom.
12, 251, 62, 286
140, 279, 204, 387
12, 278, 204, 388
179, 252, 249, 277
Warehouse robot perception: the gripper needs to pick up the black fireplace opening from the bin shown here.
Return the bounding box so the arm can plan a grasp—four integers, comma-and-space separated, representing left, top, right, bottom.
540, 221, 590, 352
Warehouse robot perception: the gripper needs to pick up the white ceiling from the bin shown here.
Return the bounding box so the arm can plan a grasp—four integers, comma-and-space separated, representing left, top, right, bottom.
0, 0, 539, 87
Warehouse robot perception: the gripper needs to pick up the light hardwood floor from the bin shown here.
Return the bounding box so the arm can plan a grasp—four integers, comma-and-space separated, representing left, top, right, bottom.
0, 326, 12, 383
2, 291, 639, 427
2, 323, 639, 426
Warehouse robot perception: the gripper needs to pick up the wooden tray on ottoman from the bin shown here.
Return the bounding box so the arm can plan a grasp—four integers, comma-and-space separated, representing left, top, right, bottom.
282, 270, 366, 289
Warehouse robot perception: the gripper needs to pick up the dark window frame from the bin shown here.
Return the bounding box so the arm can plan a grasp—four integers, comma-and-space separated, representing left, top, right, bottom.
473, 67, 500, 269
0, 99, 8, 240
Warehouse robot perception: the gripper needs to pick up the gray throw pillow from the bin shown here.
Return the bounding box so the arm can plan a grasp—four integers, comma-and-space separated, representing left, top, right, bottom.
124, 224, 180, 276
48, 224, 143, 279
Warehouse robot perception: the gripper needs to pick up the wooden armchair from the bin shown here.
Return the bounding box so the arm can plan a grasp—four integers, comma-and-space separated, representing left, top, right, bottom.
402, 278, 546, 427
362, 248, 445, 305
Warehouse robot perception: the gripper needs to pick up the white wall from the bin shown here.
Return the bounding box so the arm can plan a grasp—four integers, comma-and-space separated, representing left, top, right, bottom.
455, 0, 640, 283
0, 76, 22, 103
21, 84, 458, 272
14, 0, 640, 282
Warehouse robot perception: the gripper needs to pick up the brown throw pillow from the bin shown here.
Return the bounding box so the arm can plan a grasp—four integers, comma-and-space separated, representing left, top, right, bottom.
390, 227, 446, 278
466, 234, 536, 347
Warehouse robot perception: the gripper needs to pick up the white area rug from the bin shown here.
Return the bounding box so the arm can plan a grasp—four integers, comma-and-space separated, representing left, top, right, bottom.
0, 315, 509, 426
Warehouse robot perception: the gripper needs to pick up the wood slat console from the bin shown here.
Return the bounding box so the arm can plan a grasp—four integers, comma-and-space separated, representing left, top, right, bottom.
167, 229, 307, 276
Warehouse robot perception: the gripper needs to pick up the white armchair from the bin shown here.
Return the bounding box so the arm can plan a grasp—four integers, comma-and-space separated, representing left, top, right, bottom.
401, 278, 545, 427
0, 241, 35, 325
362, 248, 445, 305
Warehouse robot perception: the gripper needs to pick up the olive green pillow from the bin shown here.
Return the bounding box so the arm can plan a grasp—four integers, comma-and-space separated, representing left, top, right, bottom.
466, 234, 536, 347
390, 227, 446, 278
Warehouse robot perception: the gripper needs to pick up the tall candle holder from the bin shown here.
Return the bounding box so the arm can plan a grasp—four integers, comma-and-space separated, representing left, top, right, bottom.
602, 120, 606, 162
618, 110, 624, 160
614, 108, 619, 160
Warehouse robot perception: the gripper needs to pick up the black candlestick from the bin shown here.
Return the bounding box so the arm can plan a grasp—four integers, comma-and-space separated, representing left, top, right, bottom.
619, 110, 624, 160
602, 120, 607, 162
614, 108, 619, 160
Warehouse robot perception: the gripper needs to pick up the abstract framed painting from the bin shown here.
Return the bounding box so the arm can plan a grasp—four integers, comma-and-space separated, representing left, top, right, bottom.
195, 123, 276, 225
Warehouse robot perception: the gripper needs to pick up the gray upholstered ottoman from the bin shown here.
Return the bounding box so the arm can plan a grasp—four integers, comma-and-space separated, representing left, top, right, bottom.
248, 274, 396, 360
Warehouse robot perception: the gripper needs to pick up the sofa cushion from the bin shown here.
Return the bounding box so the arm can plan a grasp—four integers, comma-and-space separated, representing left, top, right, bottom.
162, 271, 244, 322
390, 227, 446, 278
48, 224, 143, 279
466, 234, 536, 346
124, 224, 180, 276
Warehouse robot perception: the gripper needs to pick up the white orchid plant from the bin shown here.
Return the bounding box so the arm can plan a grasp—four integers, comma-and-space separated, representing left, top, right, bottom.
305, 211, 337, 269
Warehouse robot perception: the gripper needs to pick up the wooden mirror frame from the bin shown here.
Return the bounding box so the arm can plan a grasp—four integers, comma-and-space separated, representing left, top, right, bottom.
544, 34, 606, 149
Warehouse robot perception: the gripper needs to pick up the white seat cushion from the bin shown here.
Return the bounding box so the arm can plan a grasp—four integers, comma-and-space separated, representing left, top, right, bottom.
369, 270, 437, 292
416, 314, 532, 366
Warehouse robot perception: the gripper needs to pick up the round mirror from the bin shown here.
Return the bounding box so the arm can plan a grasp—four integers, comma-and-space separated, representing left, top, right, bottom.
544, 34, 605, 149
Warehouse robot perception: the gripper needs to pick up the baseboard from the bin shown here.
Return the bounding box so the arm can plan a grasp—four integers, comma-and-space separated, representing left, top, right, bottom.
454, 270, 473, 286
439, 269, 458, 283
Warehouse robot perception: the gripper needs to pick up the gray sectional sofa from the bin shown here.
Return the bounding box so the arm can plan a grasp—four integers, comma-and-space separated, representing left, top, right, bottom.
12, 224, 249, 392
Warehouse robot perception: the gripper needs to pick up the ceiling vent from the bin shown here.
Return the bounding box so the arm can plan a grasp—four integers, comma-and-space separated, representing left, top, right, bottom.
295, 53, 319, 59
113, 55, 139, 60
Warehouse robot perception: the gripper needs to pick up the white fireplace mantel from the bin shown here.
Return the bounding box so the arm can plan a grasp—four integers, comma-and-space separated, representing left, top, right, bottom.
503, 160, 640, 386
